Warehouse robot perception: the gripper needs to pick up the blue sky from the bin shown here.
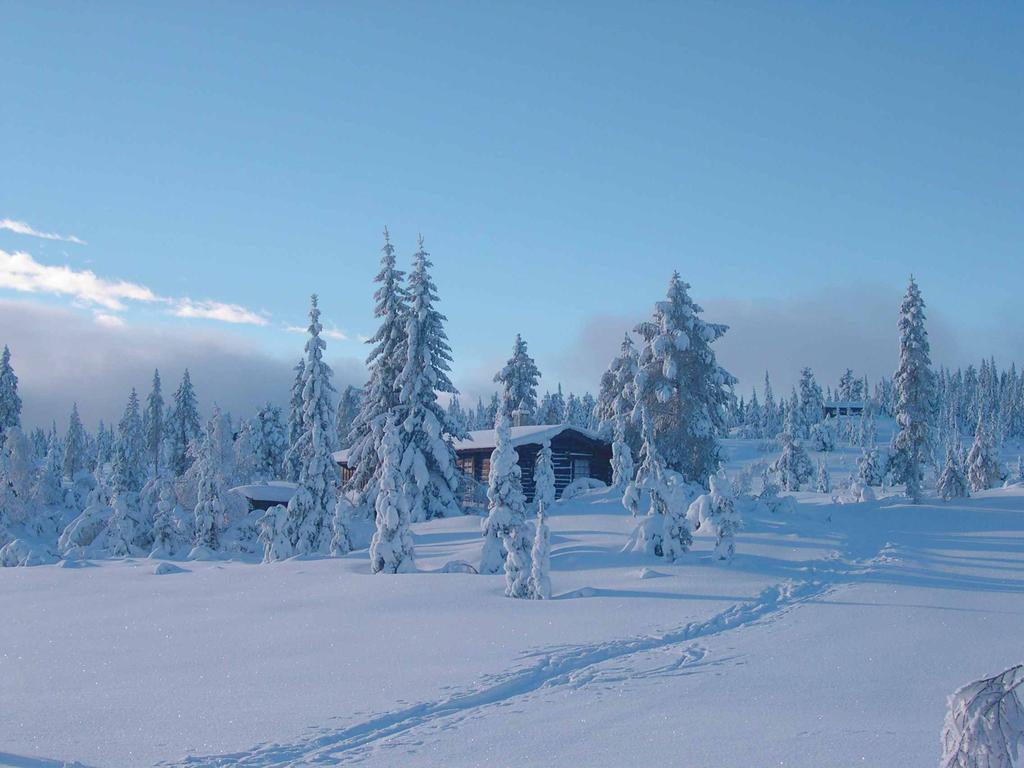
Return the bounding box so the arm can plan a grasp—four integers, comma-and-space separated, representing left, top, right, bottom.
2, 2, 1022, 425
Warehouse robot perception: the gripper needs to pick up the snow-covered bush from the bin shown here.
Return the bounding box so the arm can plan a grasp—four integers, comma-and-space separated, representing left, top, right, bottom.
480, 402, 530, 578
0, 538, 56, 567
561, 477, 606, 501
369, 416, 415, 574
857, 447, 884, 487
770, 433, 813, 491
815, 461, 831, 494
809, 419, 836, 452
940, 664, 1024, 768
257, 503, 293, 561
687, 474, 741, 561
937, 448, 969, 501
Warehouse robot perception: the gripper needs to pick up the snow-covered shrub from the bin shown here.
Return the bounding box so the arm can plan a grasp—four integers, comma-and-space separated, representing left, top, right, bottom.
58, 485, 112, 556
757, 472, 797, 515
809, 419, 836, 452
857, 447, 884, 487
369, 416, 415, 574
561, 477, 606, 501
610, 418, 634, 490
770, 433, 813, 491
329, 492, 357, 556
480, 403, 530, 577
257, 503, 293, 561
936, 448, 969, 501
687, 474, 741, 562
939, 664, 1024, 768
0, 538, 56, 567
815, 461, 831, 494
527, 501, 551, 599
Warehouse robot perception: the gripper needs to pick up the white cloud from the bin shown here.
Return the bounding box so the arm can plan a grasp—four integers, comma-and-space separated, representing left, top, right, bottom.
93, 312, 126, 328
0, 248, 268, 327
172, 299, 268, 326
0, 218, 86, 245
285, 323, 348, 340
0, 248, 157, 310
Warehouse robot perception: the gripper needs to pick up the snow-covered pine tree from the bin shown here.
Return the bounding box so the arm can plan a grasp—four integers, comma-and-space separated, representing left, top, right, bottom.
62, 403, 87, 481
815, 460, 831, 493
479, 399, 530, 579
346, 227, 408, 506
144, 369, 164, 477
252, 403, 287, 480
166, 370, 201, 477
232, 418, 258, 486
283, 359, 305, 482
762, 371, 779, 438
34, 438, 65, 510
937, 446, 969, 500
0, 345, 22, 446
631, 272, 735, 487
493, 334, 541, 424
329, 491, 356, 556
940, 664, 1024, 768
335, 385, 361, 450
280, 294, 340, 555
565, 392, 587, 429
771, 430, 813, 491
394, 236, 462, 521
192, 409, 226, 553
686, 473, 740, 561
445, 396, 469, 438
797, 368, 824, 439
151, 477, 184, 557
966, 417, 1001, 493
527, 497, 551, 599
108, 389, 148, 555
533, 439, 556, 511
610, 416, 635, 490
889, 276, 936, 502
369, 414, 415, 573
857, 447, 883, 487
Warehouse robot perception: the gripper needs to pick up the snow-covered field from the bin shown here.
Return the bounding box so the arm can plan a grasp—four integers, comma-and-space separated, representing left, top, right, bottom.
3, 449, 1024, 767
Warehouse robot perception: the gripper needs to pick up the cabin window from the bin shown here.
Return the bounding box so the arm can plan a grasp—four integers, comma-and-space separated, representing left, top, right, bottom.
572, 458, 590, 480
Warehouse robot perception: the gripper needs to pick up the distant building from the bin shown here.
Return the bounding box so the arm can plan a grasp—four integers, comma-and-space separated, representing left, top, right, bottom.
333, 424, 611, 502
823, 401, 866, 419
230, 481, 299, 511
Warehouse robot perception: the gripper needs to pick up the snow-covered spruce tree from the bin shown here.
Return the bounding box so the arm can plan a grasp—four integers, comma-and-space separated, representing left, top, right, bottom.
346, 227, 408, 506
279, 294, 340, 556
610, 416, 635, 490
252, 402, 287, 481
533, 439, 556, 512
624, 407, 694, 560
631, 272, 735, 487
686, 473, 741, 562
151, 477, 186, 557
192, 410, 226, 553
283, 359, 305, 482
937, 447, 969, 501
329, 491, 356, 556
369, 414, 415, 573
966, 417, 1001, 493
889, 276, 936, 502
940, 664, 1024, 768
232, 418, 258, 486
394, 236, 462, 521
166, 369, 201, 477
0, 345, 22, 446
771, 430, 813, 491
62, 403, 87, 481
494, 334, 541, 424
1017, 456, 1024, 485
144, 369, 164, 477
565, 392, 586, 429
527, 497, 551, 599
108, 389, 148, 556
815, 460, 831, 494
857, 447, 883, 487
446, 396, 469, 438
809, 418, 835, 452
1, 427, 35, 526
33, 439, 65, 511
335, 385, 361, 450
797, 368, 824, 439
479, 399, 530, 578
596, 334, 640, 439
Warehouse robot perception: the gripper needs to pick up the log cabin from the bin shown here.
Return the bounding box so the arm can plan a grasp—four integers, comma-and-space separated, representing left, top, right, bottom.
333, 424, 612, 502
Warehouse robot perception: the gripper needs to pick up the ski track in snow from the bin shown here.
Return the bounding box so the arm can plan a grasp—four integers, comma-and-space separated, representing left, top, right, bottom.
170, 555, 887, 768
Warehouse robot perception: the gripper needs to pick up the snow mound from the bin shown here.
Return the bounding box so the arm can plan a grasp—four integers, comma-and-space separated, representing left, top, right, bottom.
0, 538, 57, 567
638, 567, 668, 579
561, 477, 607, 501
154, 562, 188, 575
187, 545, 220, 561
439, 560, 478, 574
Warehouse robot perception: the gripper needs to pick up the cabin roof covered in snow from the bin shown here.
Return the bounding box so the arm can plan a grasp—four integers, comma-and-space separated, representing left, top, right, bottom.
332, 423, 603, 464
229, 481, 299, 503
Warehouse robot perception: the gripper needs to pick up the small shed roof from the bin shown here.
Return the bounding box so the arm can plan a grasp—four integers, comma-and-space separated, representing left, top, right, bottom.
229, 481, 299, 504
332, 423, 603, 464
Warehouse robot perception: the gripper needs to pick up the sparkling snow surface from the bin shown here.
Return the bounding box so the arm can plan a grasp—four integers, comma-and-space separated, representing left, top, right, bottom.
2, 459, 1023, 766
